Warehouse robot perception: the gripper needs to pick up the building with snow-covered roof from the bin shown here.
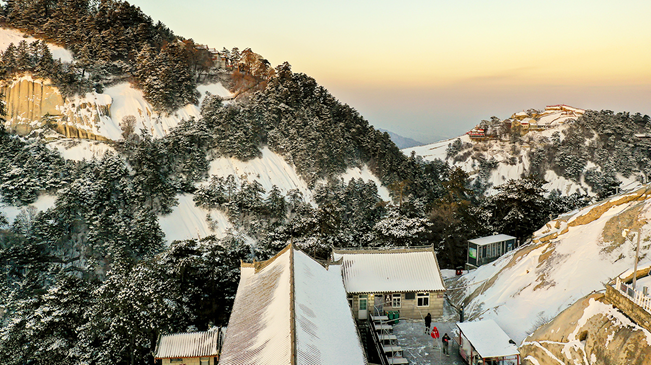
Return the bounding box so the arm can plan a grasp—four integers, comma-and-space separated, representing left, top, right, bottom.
219, 244, 367, 365
456, 319, 520, 365
332, 247, 446, 320
154, 331, 222, 365
467, 234, 516, 269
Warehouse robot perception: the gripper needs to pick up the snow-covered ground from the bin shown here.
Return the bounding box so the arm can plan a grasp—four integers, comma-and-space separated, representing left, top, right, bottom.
340, 165, 391, 201
0, 27, 72, 62
58, 82, 232, 141
208, 146, 312, 198
0, 194, 57, 225
158, 194, 232, 244
46, 139, 115, 161
455, 187, 651, 343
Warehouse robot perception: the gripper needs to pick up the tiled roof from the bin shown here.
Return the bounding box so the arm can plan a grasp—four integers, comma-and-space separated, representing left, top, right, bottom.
333, 247, 446, 294
154, 331, 220, 359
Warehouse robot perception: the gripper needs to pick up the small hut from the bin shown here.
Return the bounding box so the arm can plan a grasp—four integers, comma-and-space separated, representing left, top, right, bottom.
456, 319, 520, 365
467, 234, 516, 269
154, 331, 222, 365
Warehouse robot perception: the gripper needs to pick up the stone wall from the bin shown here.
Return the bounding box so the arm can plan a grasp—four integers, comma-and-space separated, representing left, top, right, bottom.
520, 293, 651, 365
350, 292, 444, 320
604, 284, 651, 332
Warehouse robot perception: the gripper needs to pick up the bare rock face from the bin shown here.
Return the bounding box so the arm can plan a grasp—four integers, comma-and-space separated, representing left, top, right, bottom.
1, 76, 110, 141
521, 293, 651, 365
1, 77, 64, 134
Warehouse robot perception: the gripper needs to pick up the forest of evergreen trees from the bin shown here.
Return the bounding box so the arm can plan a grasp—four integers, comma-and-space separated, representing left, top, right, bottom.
0, 0, 219, 110
0, 57, 601, 362
2, 1, 649, 363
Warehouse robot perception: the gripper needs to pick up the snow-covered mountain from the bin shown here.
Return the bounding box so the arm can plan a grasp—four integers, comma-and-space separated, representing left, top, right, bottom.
378, 128, 423, 149
403, 105, 648, 197
0, 26, 392, 245
450, 185, 651, 346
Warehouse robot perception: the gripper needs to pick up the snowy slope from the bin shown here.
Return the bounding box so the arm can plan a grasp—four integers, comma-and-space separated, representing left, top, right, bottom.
452, 186, 651, 343
402, 108, 601, 196
0, 27, 72, 62
158, 194, 232, 243
0, 194, 57, 225
1, 28, 232, 141
54, 82, 231, 141
46, 139, 115, 161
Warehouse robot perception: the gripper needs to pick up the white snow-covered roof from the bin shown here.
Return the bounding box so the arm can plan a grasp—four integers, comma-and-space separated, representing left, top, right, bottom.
219, 245, 366, 365
154, 331, 220, 359
468, 234, 516, 246
294, 251, 367, 364
220, 246, 292, 365
457, 320, 519, 358
333, 247, 445, 294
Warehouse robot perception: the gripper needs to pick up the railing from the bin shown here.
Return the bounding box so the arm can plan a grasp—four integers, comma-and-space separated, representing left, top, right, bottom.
369, 305, 409, 365
614, 277, 651, 314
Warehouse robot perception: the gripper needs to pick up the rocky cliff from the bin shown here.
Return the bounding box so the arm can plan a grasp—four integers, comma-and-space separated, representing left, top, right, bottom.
449, 186, 651, 343
521, 293, 651, 365
1, 76, 111, 141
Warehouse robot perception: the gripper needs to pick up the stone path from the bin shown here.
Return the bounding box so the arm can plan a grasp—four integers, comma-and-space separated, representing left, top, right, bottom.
393, 319, 465, 365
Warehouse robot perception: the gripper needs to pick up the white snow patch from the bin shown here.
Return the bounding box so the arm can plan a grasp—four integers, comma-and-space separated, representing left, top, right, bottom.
524, 355, 542, 365
103, 83, 204, 139
0, 27, 73, 62
46, 139, 115, 161
340, 165, 391, 201
197, 82, 232, 105
208, 147, 312, 200
0, 194, 57, 224
158, 194, 232, 244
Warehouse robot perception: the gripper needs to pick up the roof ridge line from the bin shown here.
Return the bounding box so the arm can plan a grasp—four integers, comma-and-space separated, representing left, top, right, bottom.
289, 243, 297, 365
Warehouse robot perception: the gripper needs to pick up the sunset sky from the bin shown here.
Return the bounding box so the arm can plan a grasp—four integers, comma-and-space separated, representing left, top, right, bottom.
131, 0, 651, 144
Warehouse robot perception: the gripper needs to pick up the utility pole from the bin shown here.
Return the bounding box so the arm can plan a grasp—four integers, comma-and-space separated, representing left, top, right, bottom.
633, 230, 641, 291
623, 228, 643, 291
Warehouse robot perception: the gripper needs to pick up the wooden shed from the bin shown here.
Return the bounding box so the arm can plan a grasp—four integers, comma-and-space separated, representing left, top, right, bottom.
154, 331, 222, 365
333, 247, 446, 320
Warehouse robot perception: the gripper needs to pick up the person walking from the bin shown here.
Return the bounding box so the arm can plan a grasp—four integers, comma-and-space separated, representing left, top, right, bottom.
442, 333, 451, 356
425, 312, 432, 334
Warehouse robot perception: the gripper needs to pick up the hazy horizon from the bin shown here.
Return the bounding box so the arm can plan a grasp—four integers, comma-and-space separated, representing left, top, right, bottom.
129, 0, 651, 144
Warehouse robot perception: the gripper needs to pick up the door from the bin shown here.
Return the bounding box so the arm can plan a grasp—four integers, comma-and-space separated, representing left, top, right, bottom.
358, 296, 368, 320
374, 294, 383, 316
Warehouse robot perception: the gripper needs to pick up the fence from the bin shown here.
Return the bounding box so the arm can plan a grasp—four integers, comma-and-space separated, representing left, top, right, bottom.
614, 277, 651, 314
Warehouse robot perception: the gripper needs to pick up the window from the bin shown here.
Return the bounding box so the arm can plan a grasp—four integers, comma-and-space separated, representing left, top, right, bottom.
405, 292, 415, 300
200, 357, 210, 365
417, 292, 429, 307
170, 359, 183, 363
392, 293, 401, 308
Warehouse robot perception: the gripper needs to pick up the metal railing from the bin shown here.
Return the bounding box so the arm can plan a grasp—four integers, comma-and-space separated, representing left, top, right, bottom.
369, 305, 408, 365
614, 277, 651, 314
